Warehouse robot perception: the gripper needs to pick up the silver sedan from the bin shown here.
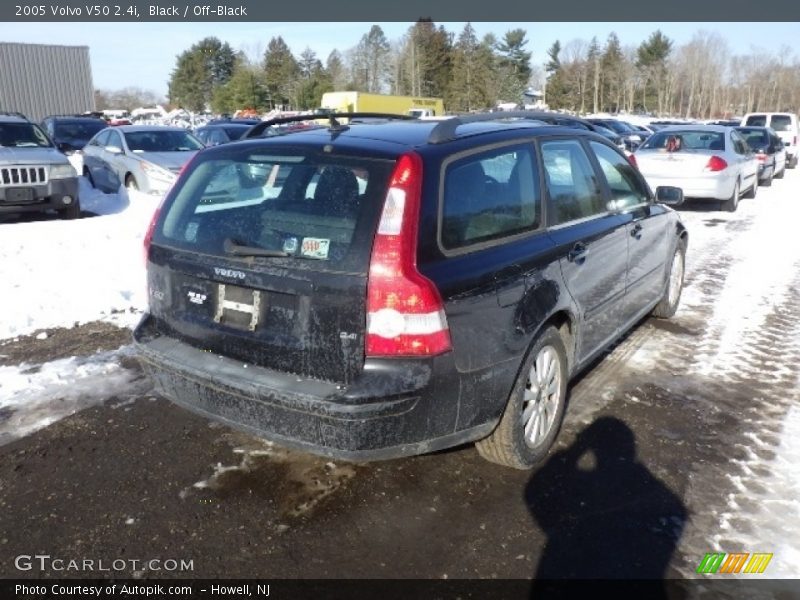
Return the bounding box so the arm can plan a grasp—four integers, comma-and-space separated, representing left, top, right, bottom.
632, 125, 759, 212
82, 125, 203, 194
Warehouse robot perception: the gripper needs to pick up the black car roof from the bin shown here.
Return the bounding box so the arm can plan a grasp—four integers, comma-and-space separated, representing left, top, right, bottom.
240, 115, 607, 149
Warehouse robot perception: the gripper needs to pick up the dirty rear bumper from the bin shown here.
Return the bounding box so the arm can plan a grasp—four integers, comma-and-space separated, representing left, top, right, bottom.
133, 315, 495, 461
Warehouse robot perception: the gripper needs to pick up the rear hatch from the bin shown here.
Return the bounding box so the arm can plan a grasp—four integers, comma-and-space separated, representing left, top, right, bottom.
147, 142, 395, 383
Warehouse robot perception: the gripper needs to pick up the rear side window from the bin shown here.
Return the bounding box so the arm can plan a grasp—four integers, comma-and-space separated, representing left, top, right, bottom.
440, 144, 540, 250
745, 115, 767, 127
590, 141, 648, 210
770, 115, 792, 132
542, 139, 605, 225
157, 147, 390, 267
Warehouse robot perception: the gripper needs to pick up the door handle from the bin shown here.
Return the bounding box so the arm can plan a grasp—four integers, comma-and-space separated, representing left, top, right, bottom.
630, 223, 643, 239
567, 242, 588, 263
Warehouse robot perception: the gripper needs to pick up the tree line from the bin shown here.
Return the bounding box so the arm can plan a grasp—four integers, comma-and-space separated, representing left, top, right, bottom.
163, 23, 800, 118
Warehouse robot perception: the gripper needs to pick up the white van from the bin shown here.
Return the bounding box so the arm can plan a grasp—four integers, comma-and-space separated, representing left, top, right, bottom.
741, 112, 798, 168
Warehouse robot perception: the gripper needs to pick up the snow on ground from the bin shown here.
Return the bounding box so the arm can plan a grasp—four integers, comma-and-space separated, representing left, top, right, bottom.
0, 178, 161, 339
0, 345, 151, 444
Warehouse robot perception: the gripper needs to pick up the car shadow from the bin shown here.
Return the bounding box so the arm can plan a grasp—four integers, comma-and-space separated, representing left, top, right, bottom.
525, 416, 687, 595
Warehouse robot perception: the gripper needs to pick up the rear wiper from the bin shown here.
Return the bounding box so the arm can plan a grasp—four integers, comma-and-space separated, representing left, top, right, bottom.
223, 237, 289, 258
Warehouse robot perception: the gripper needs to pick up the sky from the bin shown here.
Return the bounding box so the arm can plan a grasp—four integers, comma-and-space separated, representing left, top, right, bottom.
1, 22, 798, 98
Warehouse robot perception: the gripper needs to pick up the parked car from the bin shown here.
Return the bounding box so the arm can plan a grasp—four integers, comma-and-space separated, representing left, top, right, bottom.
194, 122, 255, 146
587, 118, 643, 151
0, 112, 80, 219
734, 126, 786, 186
741, 112, 798, 169
633, 125, 759, 212
40, 115, 108, 155
134, 111, 687, 469
521, 112, 626, 151
82, 126, 204, 194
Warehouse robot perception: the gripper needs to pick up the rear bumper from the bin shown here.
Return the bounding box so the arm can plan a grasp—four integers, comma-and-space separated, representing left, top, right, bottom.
0, 178, 79, 214
643, 173, 734, 201
133, 315, 495, 461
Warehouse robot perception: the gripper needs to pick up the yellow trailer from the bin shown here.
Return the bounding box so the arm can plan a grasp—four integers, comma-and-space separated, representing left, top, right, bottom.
320, 92, 444, 117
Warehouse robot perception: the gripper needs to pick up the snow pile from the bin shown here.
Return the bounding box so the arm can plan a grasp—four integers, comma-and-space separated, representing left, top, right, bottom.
0, 347, 147, 443
0, 180, 161, 340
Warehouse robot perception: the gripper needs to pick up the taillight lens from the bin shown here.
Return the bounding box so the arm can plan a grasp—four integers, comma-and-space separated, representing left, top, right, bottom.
628, 153, 638, 168
366, 153, 451, 357
756, 153, 767, 162
143, 204, 161, 265
705, 156, 728, 172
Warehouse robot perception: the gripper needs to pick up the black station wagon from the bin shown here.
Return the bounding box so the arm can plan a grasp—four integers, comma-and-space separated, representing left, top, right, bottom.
134, 112, 688, 469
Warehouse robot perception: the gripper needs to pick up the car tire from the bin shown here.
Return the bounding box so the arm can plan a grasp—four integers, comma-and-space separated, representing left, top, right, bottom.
723, 180, 740, 213
651, 237, 686, 319
744, 177, 757, 199
789, 155, 798, 169
775, 165, 785, 179
83, 167, 95, 188
475, 326, 568, 470
125, 174, 139, 191
761, 170, 773, 187
62, 198, 81, 220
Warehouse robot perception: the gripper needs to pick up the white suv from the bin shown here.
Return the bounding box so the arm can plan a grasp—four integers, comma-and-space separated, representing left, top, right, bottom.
741, 112, 799, 169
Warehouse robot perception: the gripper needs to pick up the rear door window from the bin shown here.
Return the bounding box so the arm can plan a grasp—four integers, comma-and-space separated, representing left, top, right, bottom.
541, 139, 605, 225
155, 146, 392, 269
590, 141, 649, 210
440, 143, 540, 251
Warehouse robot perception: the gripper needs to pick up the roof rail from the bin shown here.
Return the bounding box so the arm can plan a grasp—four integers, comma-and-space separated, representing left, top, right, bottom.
0, 111, 29, 121
427, 110, 555, 144
243, 112, 415, 139
43, 112, 106, 119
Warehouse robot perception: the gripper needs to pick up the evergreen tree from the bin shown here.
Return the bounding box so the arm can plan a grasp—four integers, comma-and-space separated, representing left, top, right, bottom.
168, 37, 236, 111
263, 36, 300, 109
448, 23, 492, 111
498, 29, 532, 86
544, 41, 568, 109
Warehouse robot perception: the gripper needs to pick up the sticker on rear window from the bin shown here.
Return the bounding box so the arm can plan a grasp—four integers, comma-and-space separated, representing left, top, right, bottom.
185, 221, 199, 242
301, 238, 330, 259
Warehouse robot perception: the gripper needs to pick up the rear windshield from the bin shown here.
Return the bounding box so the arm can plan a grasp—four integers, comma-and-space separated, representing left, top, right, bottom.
736, 129, 769, 148
640, 130, 724, 151
54, 120, 107, 141
770, 115, 792, 132
745, 115, 767, 127
155, 145, 392, 268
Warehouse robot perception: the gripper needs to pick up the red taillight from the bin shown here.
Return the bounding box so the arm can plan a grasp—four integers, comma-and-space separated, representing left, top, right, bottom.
143, 204, 161, 265
705, 156, 728, 172
628, 153, 637, 168
366, 153, 451, 357
756, 153, 767, 162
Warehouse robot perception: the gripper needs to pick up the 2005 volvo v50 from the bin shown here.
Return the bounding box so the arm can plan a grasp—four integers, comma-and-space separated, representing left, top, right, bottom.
134, 111, 688, 469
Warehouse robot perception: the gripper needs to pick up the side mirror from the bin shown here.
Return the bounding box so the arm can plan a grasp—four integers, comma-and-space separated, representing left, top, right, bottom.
655, 186, 684, 206
105, 145, 123, 154
57, 142, 71, 154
